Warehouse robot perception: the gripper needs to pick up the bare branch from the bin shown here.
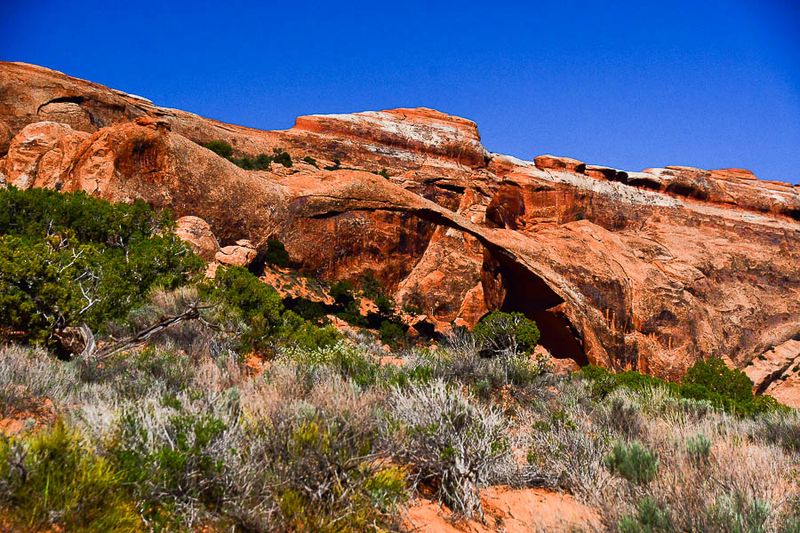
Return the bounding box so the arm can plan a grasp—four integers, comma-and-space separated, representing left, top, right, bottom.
80, 301, 216, 362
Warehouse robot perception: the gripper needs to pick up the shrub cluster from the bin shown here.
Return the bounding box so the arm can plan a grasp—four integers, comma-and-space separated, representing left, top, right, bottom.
0, 187, 202, 349
201, 140, 292, 170
203, 265, 340, 354
580, 358, 783, 416
384, 380, 512, 517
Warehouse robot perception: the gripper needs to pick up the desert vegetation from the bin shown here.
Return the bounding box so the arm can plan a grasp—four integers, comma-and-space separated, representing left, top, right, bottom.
201, 140, 292, 170
0, 188, 798, 532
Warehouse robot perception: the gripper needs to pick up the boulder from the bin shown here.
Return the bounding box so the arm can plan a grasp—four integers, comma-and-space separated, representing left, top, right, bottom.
215, 239, 257, 267
175, 216, 219, 261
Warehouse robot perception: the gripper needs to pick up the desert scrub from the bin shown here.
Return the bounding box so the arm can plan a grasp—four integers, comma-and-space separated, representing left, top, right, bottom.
383, 380, 512, 518
105, 392, 238, 529
751, 411, 800, 454
0, 344, 80, 417
685, 433, 712, 466
0, 421, 140, 532
579, 360, 784, 417
279, 340, 382, 388
604, 440, 659, 485
222, 369, 403, 531
524, 378, 613, 495
233, 408, 406, 531
411, 332, 550, 393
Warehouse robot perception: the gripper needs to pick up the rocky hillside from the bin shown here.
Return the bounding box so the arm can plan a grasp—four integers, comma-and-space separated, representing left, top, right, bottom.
2, 61, 799, 398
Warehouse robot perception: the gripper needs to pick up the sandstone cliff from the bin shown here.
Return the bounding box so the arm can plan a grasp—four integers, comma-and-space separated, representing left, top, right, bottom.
2, 61, 799, 394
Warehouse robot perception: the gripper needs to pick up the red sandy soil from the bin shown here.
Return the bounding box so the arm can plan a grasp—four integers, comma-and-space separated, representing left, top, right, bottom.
404, 485, 600, 532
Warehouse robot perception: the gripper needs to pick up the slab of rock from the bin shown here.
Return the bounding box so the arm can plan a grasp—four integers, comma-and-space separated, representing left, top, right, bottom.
175, 216, 219, 260
215, 240, 257, 267
534, 154, 586, 174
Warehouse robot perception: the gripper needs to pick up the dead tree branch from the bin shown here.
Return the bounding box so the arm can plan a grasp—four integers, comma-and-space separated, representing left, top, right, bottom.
80, 301, 215, 362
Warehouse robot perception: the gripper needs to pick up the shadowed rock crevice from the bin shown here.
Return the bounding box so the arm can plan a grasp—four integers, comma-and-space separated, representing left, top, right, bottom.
37, 95, 87, 112
784, 208, 800, 222
665, 182, 709, 201
481, 252, 587, 365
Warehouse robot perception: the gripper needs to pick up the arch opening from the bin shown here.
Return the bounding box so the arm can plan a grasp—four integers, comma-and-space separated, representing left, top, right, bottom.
489, 257, 588, 366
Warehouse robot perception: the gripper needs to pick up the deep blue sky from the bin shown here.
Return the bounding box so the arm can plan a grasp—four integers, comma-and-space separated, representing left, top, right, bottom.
3, 0, 799, 183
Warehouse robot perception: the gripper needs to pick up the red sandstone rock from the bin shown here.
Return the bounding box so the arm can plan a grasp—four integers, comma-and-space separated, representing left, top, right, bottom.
744, 338, 800, 407
175, 216, 219, 261
2, 121, 89, 189
3, 61, 800, 390
534, 154, 586, 174
215, 240, 257, 267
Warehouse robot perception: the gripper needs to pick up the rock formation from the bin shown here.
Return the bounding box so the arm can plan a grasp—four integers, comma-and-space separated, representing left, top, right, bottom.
2, 61, 799, 394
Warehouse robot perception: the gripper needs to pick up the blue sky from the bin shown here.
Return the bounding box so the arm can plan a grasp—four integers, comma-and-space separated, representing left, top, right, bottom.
3, 0, 799, 183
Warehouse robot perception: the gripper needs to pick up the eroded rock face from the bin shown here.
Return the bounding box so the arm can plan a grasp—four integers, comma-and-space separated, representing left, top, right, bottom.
3, 121, 89, 189
2, 61, 800, 387
744, 338, 800, 407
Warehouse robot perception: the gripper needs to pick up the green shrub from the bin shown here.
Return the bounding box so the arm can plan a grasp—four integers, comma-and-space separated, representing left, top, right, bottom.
579, 365, 673, 398
683, 358, 753, 403
380, 320, 406, 347
202, 140, 280, 171
278, 310, 341, 351
264, 238, 291, 267
290, 297, 328, 322
686, 433, 712, 466
207, 265, 283, 325
473, 310, 540, 356
0, 422, 140, 531
301, 155, 318, 167
359, 270, 382, 300
580, 360, 782, 417
604, 440, 658, 485
272, 148, 292, 168
0, 186, 172, 244
0, 188, 202, 347
324, 158, 341, 171
618, 497, 674, 533
337, 300, 368, 327
253, 153, 272, 170
202, 140, 234, 158
205, 265, 285, 352
329, 280, 355, 305
375, 293, 395, 316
